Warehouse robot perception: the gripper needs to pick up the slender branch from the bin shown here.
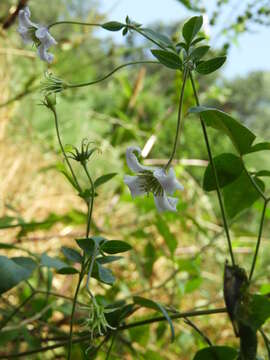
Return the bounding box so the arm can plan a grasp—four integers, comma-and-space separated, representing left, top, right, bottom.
249, 199, 268, 281
67, 61, 159, 89
0, 307, 226, 359
189, 72, 235, 266
117, 307, 227, 331
165, 68, 188, 169
0, 291, 36, 330
184, 317, 212, 346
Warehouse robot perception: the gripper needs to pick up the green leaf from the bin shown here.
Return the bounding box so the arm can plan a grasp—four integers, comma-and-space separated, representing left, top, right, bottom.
57, 267, 79, 275
101, 240, 132, 254
156, 215, 177, 255
140, 28, 173, 48
61, 247, 82, 263
191, 36, 206, 46
96, 255, 122, 264
41, 253, 67, 270
223, 172, 265, 219
193, 346, 238, 360
96, 262, 115, 285
56, 163, 80, 192
255, 170, 270, 178
94, 173, 117, 188
0, 256, 36, 294
101, 21, 125, 31
151, 49, 182, 70
196, 57, 226, 74
133, 296, 175, 342
242, 295, 270, 331
246, 142, 270, 154
190, 46, 210, 61
203, 153, 243, 191
11, 257, 37, 276
182, 16, 203, 45
0, 216, 16, 229
189, 107, 256, 155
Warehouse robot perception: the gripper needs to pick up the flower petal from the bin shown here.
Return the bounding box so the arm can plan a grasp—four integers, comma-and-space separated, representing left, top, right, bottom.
35, 27, 57, 46
154, 194, 178, 212
17, 27, 32, 43
124, 175, 146, 198
37, 44, 54, 63
126, 146, 153, 173
18, 6, 37, 29
153, 167, 184, 195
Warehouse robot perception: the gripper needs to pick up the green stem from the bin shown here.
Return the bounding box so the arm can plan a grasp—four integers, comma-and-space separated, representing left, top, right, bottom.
67, 271, 84, 360
67, 163, 95, 359
165, 68, 188, 169
48, 21, 103, 30
51, 108, 82, 192
130, 26, 168, 50
67, 61, 159, 89
82, 163, 95, 238
48, 21, 167, 51
241, 161, 267, 201
0, 308, 226, 359
249, 199, 268, 281
189, 72, 235, 266
105, 333, 116, 360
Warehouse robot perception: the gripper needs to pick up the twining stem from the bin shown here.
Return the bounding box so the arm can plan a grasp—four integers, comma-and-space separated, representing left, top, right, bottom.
165, 68, 189, 170
189, 72, 235, 266
48, 21, 103, 29
249, 199, 268, 281
0, 307, 226, 359
67, 61, 159, 89
51, 107, 82, 192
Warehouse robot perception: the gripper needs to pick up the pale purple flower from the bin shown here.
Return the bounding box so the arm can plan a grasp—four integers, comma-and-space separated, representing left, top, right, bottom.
18, 7, 57, 63
124, 146, 184, 212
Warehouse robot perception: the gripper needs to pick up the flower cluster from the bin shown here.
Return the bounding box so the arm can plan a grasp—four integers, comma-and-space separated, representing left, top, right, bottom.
67, 139, 101, 164
124, 146, 184, 212
18, 7, 57, 63
41, 72, 68, 95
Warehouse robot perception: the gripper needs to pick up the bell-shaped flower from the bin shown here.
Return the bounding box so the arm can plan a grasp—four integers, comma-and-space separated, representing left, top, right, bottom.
124, 146, 184, 212
18, 7, 57, 63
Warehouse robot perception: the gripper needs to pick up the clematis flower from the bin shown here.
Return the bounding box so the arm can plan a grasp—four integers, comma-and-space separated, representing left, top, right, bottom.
18, 7, 57, 63
124, 146, 184, 212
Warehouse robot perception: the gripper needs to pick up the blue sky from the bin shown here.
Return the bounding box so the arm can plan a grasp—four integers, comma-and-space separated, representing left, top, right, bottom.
100, 0, 270, 78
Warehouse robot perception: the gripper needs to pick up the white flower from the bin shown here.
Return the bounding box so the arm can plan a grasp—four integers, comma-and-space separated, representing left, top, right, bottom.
18, 7, 57, 63
124, 146, 184, 212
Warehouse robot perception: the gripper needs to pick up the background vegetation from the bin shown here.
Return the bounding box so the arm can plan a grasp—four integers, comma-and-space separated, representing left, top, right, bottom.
0, 0, 269, 358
